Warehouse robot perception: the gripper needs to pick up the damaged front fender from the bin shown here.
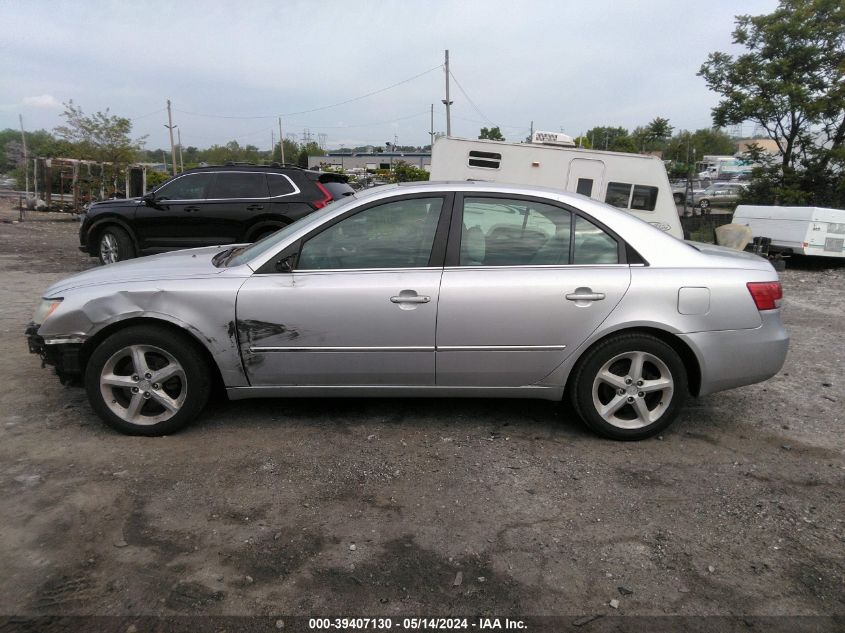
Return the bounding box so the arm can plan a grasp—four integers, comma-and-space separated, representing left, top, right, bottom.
35, 277, 251, 388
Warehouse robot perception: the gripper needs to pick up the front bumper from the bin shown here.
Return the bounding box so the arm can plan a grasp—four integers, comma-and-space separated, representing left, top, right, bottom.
679, 311, 789, 397
26, 322, 83, 385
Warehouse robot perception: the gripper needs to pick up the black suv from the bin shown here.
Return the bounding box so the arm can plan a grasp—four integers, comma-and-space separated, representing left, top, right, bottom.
79, 164, 354, 264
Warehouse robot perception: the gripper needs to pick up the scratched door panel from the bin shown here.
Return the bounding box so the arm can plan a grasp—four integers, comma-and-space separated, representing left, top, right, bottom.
235, 269, 441, 386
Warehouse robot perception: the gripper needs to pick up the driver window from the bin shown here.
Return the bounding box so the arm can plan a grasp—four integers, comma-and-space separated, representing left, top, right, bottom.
154, 173, 214, 200
297, 197, 444, 270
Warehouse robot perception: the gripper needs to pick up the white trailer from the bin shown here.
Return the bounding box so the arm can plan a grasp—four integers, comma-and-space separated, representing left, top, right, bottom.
733, 205, 845, 257
430, 135, 683, 239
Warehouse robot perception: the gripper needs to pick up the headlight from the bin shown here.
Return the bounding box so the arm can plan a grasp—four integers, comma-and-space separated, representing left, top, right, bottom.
33, 298, 62, 324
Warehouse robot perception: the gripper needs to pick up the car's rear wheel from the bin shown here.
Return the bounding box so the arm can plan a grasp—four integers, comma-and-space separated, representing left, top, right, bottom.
84, 325, 211, 436
97, 226, 135, 264
673, 192, 684, 204
698, 199, 711, 213
570, 333, 687, 440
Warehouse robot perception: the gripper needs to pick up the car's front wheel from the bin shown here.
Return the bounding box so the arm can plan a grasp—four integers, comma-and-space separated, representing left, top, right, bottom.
97, 226, 135, 265
84, 325, 211, 436
570, 333, 687, 440
698, 199, 711, 213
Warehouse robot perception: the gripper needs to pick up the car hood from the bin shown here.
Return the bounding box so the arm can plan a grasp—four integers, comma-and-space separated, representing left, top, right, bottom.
43, 246, 232, 296
88, 197, 143, 211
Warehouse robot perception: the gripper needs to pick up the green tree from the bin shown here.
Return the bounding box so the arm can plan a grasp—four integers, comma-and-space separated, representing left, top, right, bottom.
478, 126, 505, 141
663, 128, 737, 166
645, 117, 674, 150
54, 100, 146, 169
390, 160, 430, 182
698, 0, 845, 171
297, 148, 309, 168
585, 126, 633, 152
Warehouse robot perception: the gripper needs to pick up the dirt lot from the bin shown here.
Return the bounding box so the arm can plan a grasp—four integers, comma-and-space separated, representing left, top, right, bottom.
0, 201, 843, 628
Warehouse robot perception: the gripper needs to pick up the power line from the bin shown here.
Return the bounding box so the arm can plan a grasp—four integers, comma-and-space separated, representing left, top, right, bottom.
128, 107, 166, 121
448, 70, 494, 127
173, 64, 442, 121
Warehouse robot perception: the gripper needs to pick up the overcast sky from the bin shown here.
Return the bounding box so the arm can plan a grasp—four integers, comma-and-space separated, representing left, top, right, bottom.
0, 0, 778, 151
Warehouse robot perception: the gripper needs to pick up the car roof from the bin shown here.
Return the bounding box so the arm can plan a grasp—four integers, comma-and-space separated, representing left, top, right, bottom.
180, 164, 314, 174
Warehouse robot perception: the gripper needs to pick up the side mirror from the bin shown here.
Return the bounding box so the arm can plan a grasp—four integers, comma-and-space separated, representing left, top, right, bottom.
142, 192, 157, 207
275, 255, 296, 273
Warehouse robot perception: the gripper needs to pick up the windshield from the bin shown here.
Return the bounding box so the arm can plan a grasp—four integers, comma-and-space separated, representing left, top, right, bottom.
224, 194, 361, 267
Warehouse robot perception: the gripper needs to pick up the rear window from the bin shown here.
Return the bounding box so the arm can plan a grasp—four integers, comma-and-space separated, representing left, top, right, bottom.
322, 181, 355, 199
267, 173, 296, 197
468, 150, 501, 169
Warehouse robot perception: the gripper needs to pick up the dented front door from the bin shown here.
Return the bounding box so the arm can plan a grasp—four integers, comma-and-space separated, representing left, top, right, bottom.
235, 270, 441, 386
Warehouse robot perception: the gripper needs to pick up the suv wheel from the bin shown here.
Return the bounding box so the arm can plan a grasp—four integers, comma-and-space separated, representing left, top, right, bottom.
98, 227, 135, 264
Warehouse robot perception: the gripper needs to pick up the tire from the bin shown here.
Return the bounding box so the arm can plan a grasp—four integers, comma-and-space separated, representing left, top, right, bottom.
698, 199, 710, 213
84, 325, 211, 436
569, 333, 688, 440
673, 193, 684, 205
97, 226, 135, 265
250, 227, 279, 243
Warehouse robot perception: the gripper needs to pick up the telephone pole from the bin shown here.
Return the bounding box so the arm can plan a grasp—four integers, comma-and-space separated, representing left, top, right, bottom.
165, 99, 178, 175
442, 50, 452, 137
278, 117, 285, 164
19, 114, 29, 196
177, 127, 184, 172
429, 103, 435, 147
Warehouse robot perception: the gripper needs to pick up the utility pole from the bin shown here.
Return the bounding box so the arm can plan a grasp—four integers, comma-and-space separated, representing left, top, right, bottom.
271, 130, 275, 160
161, 150, 168, 173
165, 99, 178, 175
529, 120, 534, 141
177, 127, 184, 172
278, 117, 285, 164
18, 114, 29, 196
429, 103, 435, 148
442, 50, 452, 137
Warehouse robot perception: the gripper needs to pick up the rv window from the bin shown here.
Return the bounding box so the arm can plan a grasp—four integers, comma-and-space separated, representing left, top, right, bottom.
827, 223, 845, 235
576, 178, 594, 197
468, 150, 502, 169
605, 182, 632, 208
630, 185, 659, 211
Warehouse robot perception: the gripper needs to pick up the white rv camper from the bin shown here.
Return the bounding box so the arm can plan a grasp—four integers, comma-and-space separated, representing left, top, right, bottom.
733, 205, 845, 258
430, 134, 684, 239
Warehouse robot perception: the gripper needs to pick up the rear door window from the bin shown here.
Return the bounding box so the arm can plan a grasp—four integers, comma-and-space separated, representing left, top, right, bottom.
210, 172, 269, 199
573, 216, 619, 264
321, 181, 355, 199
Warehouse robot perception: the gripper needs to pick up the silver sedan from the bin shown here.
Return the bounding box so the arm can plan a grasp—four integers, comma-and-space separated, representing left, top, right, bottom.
26, 182, 788, 440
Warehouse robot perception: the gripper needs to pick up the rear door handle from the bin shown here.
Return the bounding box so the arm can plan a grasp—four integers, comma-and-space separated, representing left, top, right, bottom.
184, 206, 200, 212
390, 295, 431, 304
246, 205, 264, 211
565, 289, 606, 302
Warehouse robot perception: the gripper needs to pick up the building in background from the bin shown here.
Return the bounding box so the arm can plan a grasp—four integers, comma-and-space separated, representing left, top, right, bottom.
308, 152, 431, 172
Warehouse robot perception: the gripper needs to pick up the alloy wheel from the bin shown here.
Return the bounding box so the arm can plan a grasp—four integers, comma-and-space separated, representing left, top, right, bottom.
99, 344, 187, 426
100, 233, 119, 264
591, 351, 674, 429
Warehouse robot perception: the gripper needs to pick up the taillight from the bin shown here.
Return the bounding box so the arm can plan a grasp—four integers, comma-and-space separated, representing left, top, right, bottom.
747, 281, 782, 310
311, 182, 333, 209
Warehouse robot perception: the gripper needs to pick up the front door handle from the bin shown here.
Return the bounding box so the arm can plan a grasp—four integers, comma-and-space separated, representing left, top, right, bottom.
390, 295, 431, 304
184, 206, 200, 212
246, 205, 264, 211
565, 288, 606, 302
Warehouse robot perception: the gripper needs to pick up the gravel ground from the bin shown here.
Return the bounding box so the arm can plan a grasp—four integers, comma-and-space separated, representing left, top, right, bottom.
0, 202, 843, 626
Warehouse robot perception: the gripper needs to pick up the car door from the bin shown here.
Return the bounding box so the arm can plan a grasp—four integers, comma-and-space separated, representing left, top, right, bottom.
135, 172, 214, 250
235, 194, 452, 387
435, 194, 631, 387
202, 171, 271, 244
